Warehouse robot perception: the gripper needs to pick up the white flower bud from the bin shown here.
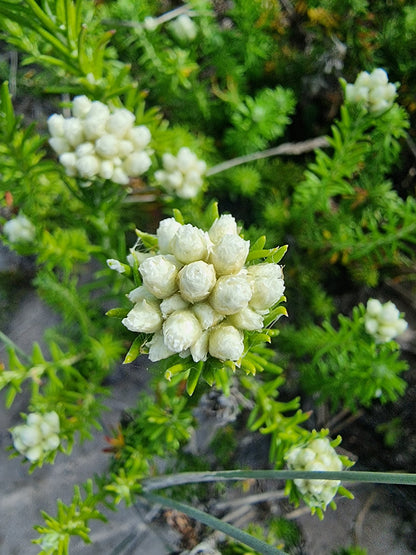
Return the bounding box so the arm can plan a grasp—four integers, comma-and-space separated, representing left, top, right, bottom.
122, 299, 162, 333
370, 68, 388, 86
42, 434, 60, 451
247, 263, 285, 312
75, 142, 95, 157
83, 102, 110, 140
49, 137, 71, 155
286, 436, 343, 509
58, 152, 77, 176
47, 113, 65, 137
364, 298, 408, 343
139, 254, 180, 299
76, 154, 100, 178
99, 160, 115, 180
123, 151, 152, 176
128, 125, 152, 149
106, 108, 135, 138
148, 331, 175, 361
190, 330, 209, 362
127, 285, 157, 303
192, 302, 224, 330
3, 214, 35, 243
163, 310, 202, 353
107, 258, 126, 273
228, 306, 264, 330
208, 324, 244, 361
169, 14, 198, 43
11, 411, 60, 462
118, 140, 134, 156
210, 234, 250, 275
210, 273, 252, 315
162, 152, 177, 172
111, 167, 130, 185
178, 261, 216, 303
170, 224, 210, 264
41, 411, 60, 433
157, 218, 182, 254
72, 95, 92, 118
63, 117, 84, 147
143, 16, 159, 31
95, 134, 120, 158
208, 214, 238, 244
160, 293, 189, 318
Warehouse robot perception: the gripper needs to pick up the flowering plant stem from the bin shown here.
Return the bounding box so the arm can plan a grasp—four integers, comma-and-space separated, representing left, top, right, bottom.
142, 469, 416, 492
141, 491, 287, 555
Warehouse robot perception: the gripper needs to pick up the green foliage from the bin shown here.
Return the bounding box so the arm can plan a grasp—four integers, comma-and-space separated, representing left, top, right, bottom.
279, 304, 409, 412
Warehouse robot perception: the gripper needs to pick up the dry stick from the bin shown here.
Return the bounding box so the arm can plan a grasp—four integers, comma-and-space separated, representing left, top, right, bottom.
352, 489, 378, 545
205, 136, 330, 177
331, 409, 364, 436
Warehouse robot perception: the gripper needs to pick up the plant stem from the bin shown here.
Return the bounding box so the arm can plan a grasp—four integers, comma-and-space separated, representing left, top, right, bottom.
142, 469, 416, 492
205, 136, 329, 176
141, 492, 287, 555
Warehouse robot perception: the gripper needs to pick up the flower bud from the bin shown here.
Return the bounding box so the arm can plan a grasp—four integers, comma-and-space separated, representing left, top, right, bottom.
72, 95, 92, 118
157, 218, 182, 254
127, 285, 156, 303
106, 108, 135, 138
112, 167, 130, 185
210, 234, 249, 275
139, 254, 180, 299
210, 273, 252, 315
76, 154, 100, 178
63, 117, 84, 147
148, 331, 175, 361
49, 137, 70, 155
127, 125, 152, 149
163, 310, 202, 353
3, 214, 35, 244
228, 306, 264, 330
168, 14, 198, 43
208, 324, 244, 361
208, 214, 238, 244
11, 411, 60, 462
192, 302, 224, 330
47, 113, 65, 137
190, 330, 209, 362
122, 299, 162, 333
364, 298, 408, 343
179, 261, 216, 303
160, 293, 189, 318
170, 224, 210, 264
95, 134, 120, 158
123, 151, 152, 176
247, 263, 285, 312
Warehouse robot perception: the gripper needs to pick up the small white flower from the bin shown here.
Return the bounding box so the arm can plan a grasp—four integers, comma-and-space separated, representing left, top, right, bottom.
364, 298, 408, 343
11, 411, 60, 462
228, 306, 264, 331
122, 299, 162, 333
127, 285, 157, 304
3, 214, 35, 244
47, 113, 65, 137
345, 68, 396, 113
247, 263, 285, 312
192, 302, 224, 330
163, 310, 202, 353
210, 273, 252, 315
148, 331, 175, 361
63, 117, 84, 147
178, 261, 216, 303
106, 108, 136, 138
99, 160, 115, 180
208, 214, 238, 244
143, 16, 159, 31
208, 324, 244, 361
168, 14, 198, 43
106, 259, 126, 273
72, 95, 92, 118
95, 134, 120, 158
128, 126, 152, 149
123, 151, 152, 176
190, 330, 209, 362
157, 217, 183, 254
286, 436, 343, 509
170, 224, 210, 264
210, 234, 250, 275
112, 166, 130, 185
160, 293, 189, 318
139, 254, 180, 299
49, 137, 71, 155
76, 154, 100, 179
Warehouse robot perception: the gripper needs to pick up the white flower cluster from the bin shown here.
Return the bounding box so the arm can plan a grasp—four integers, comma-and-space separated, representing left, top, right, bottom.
345, 68, 396, 114
48, 96, 152, 184
120, 214, 285, 364
3, 213, 35, 243
11, 411, 60, 462
286, 437, 343, 509
154, 147, 206, 199
364, 298, 408, 343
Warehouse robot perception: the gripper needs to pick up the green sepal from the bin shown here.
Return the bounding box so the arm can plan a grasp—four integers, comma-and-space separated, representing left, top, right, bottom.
123, 335, 148, 364
106, 307, 130, 319
135, 229, 158, 250
173, 208, 185, 224
205, 200, 220, 228
186, 362, 204, 396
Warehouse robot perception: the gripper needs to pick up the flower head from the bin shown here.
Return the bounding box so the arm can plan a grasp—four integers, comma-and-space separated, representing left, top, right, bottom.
3, 214, 35, 244
154, 147, 206, 199
119, 212, 286, 367
48, 96, 152, 184
11, 411, 60, 462
345, 68, 397, 114
364, 298, 408, 343
286, 436, 343, 510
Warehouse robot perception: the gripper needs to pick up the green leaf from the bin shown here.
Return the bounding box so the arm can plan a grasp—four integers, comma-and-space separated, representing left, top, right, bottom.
123, 335, 148, 364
